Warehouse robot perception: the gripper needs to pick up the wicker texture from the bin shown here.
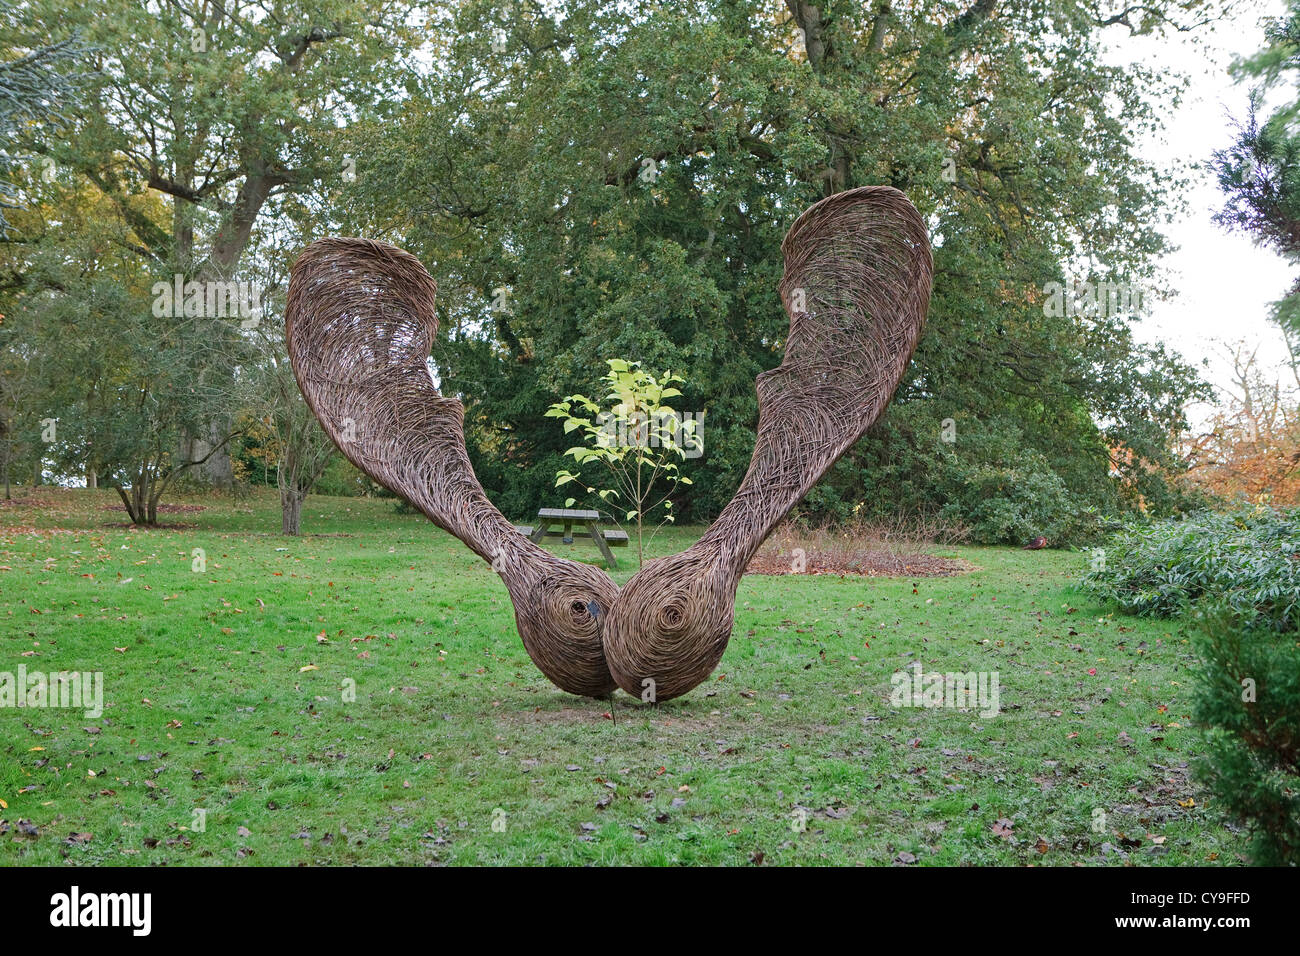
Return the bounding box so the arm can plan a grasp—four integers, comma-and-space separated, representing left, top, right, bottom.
285, 239, 618, 697
600, 186, 932, 699
284, 185, 930, 702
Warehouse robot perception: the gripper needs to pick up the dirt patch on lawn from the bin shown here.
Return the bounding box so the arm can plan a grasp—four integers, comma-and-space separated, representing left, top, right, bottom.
97, 502, 207, 529
100, 522, 199, 530
498, 705, 617, 728
0, 525, 83, 536
0, 495, 60, 508
244, 531, 356, 538
746, 549, 970, 577
746, 522, 971, 578
497, 696, 723, 729
102, 503, 207, 514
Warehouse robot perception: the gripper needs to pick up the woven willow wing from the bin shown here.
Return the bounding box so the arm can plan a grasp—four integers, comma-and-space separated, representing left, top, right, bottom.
600, 186, 933, 700
285, 238, 618, 697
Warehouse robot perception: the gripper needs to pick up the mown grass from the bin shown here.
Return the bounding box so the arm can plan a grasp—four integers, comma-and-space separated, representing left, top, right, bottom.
0, 488, 1247, 865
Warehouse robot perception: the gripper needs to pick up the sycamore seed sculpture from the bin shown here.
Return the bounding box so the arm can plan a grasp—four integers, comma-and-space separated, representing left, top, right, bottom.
285, 185, 933, 702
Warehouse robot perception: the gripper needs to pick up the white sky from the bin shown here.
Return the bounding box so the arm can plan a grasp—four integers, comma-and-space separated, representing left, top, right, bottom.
1104, 0, 1296, 427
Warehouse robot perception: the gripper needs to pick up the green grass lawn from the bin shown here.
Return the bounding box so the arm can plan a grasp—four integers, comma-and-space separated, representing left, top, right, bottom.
0, 487, 1246, 865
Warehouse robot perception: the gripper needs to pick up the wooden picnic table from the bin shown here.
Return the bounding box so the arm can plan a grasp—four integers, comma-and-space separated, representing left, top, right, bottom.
513, 507, 629, 569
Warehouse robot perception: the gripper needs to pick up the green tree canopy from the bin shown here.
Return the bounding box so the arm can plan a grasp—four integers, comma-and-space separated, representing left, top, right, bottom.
345, 0, 1211, 538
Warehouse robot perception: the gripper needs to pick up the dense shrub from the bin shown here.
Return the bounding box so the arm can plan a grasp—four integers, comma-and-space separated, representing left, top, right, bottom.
1082, 505, 1300, 629
805, 405, 1119, 546
1083, 505, 1300, 864
1192, 608, 1300, 865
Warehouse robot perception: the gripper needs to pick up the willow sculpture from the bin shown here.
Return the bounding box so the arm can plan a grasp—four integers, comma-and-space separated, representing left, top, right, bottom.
285, 239, 617, 697
285, 185, 932, 702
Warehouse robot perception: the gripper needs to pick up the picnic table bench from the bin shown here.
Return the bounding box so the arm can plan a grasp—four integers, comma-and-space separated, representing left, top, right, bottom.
513, 507, 628, 569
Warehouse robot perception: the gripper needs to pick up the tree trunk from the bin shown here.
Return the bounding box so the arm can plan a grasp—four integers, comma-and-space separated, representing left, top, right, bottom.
201, 419, 234, 488
281, 486, 304, 536
207, 168, 283, 275
115, 485, 138, 523
116, 465, 160, 527
1, 417, 9, 499
178, 422, 234, 490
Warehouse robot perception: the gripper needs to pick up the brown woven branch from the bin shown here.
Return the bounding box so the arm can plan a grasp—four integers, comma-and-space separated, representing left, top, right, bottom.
285, 238, 618, 697
600, 185, 933, 700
